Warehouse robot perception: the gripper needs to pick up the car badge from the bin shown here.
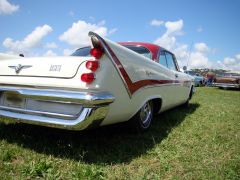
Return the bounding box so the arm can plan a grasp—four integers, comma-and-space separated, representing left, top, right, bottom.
8, 64, 32, 74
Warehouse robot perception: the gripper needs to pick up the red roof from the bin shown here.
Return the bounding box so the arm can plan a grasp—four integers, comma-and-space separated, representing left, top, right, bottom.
118, 42, 161, 61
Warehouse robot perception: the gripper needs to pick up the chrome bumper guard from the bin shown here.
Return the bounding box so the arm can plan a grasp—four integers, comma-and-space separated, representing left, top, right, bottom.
0, 86, 115, 130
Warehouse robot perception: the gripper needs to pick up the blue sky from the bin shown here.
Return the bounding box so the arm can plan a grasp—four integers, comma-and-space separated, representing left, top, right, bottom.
0, 0, 240, 70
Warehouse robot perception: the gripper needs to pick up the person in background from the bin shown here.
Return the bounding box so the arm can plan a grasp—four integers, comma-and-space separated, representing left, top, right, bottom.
206, 72, 215, 86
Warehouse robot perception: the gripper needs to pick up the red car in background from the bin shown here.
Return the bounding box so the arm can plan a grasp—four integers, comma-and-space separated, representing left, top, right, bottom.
213, 72, 240, 89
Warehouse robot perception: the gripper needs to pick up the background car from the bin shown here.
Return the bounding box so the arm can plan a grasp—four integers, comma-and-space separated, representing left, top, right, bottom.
184, 70, 205, 86
213, 72, 240, 89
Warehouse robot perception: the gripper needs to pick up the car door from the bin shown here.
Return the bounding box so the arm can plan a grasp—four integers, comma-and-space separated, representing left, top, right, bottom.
159, 49, 188, 106
158, 50, 181, 108
165, 51, 189, 104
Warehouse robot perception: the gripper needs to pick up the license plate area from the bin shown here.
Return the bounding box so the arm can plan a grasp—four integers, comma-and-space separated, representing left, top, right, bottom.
3, 93, 26, 109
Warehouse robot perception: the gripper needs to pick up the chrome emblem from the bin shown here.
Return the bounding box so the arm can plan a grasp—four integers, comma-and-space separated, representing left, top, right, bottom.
145, 70, 155, 76
49, 65, 61, 72
8, 64, 32, 74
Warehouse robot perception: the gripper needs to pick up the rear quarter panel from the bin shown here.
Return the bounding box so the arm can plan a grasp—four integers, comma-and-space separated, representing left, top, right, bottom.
91, 37, 193, 125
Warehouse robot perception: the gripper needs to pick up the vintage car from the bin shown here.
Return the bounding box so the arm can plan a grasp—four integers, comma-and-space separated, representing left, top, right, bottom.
184, 70, 205, 86
213, 73, 240, 89
0, 32, 194, 131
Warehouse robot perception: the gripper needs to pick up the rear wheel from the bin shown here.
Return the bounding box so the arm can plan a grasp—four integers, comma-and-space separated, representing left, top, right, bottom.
129, 101, 153, 132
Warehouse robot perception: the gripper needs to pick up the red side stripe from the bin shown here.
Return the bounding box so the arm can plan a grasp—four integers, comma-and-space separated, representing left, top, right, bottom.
100, 37, 186, 96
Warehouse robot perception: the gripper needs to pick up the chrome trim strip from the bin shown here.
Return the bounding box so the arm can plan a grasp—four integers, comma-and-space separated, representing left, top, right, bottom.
0, 86, 115, 105
0, 83, 92, 92
1, 61, 86, 79
0, 86, 114, 130
0, 106, 108, 130
0, 105, 80, 120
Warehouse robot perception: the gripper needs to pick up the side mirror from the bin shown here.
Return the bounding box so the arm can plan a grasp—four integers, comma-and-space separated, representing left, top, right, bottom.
183, 66, 187, 71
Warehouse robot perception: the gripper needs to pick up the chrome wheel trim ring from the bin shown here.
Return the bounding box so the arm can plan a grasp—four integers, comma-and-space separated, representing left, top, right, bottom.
139, 102, 152, 127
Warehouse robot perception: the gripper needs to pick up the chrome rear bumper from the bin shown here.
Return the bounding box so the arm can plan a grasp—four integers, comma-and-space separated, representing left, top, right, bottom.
213, 83, 240, 89
0, 86, 115, 130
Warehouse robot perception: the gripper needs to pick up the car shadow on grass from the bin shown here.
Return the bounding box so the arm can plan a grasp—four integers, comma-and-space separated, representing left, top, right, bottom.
0, 103, 199, 165
217, 87, 240, 91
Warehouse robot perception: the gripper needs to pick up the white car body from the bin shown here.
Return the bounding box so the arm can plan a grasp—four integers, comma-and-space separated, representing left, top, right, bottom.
0, 53, 22, 60
0, 32, 194, 130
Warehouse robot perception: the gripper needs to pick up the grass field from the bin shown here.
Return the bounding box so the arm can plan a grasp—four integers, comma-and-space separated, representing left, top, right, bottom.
0, 87, 239, 179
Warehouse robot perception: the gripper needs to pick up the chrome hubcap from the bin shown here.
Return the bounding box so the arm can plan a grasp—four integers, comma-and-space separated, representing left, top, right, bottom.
140, 102, 152, 125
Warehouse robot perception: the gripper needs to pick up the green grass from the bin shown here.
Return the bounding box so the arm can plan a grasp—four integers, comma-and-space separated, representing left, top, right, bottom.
0, 87, 239, 179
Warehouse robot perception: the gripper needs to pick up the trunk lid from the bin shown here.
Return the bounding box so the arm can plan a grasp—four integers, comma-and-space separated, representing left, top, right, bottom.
0, 56, 89, 78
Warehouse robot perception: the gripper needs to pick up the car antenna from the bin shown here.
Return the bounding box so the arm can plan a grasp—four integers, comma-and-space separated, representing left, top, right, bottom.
186, 42, 193, 68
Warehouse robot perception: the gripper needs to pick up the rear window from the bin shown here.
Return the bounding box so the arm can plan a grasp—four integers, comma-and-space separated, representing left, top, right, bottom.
71, 47, 91, 56
123, 45, 152, 59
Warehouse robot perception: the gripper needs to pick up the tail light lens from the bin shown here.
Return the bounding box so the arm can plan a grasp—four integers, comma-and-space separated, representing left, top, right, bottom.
83, 47, 103, 83
86, 61, 99, 71
90, 48, 103, 59
81, 73, 95, 83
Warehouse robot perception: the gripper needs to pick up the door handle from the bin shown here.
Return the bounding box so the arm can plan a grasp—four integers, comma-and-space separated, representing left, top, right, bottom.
175, 74, 178, 78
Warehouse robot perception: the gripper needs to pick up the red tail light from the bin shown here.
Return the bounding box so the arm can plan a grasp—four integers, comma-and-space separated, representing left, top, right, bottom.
86, 61, 99, 71
81, 73, 95, 83
90, 48, 103, 59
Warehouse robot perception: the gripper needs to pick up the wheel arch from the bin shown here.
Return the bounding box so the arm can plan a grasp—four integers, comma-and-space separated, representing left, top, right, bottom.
189, 85, 194, 100
135, 95, 162, 116
152, 98, 162, 114
128, 95, 162, 131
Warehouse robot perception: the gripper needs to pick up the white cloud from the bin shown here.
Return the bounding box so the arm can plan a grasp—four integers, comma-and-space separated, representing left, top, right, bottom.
150, 19, 164, 26
154, 20, 239, 71
235, 54, 240, 61
188, 52, 210, 68
223, 57, 236, 65
2, 24, 53, 54
194, 43, 210, 53
216, 54, 240, 71
155, 34, 177, 50
154, 19, 183, 50
153, 19, 214, 69
59, 20, 108, 47
45, 42, 57, 49
174, 43, 211, 69
165, 19, 183, 35
43, 50, 57, 57
174, 44, 189, 59
0, 0, 19, 15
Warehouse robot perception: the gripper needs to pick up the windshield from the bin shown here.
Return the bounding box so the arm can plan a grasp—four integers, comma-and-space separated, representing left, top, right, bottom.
71, 45, 152, 59
185, 71, 196, 76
